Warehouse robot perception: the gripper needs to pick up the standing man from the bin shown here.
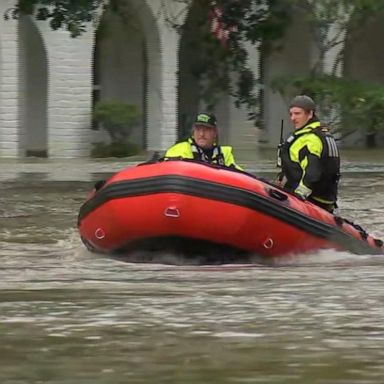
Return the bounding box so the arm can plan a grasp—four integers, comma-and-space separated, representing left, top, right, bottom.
164, 112, 243, 170
278, 95, 340, 213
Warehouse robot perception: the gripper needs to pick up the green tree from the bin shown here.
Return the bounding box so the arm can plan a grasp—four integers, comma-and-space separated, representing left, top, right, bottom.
272, 75, 384, 144
271, 0, 384, 145
169, 0, 291, 123
7, 0, 102, 37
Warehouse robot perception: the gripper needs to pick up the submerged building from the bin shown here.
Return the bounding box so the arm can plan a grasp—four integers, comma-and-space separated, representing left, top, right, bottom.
0, 0, 383, 158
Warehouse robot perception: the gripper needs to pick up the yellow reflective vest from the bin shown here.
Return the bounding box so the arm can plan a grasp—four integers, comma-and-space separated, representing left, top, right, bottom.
164, 138, 243, 171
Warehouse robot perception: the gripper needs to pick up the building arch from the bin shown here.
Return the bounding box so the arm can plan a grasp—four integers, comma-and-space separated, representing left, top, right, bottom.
178, 0, 231, 142
92, 0, 162, 150
19, 15, 48, 157
0, 28, 2, 150
261, 3, 319, 146
344, 9, 384, 146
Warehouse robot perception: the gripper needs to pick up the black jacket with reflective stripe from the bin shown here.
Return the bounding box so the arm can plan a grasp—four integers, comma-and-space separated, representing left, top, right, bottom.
280, 119, 340, 204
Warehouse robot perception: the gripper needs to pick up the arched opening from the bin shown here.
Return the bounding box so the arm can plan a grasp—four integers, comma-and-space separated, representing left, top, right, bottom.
0, 33, 2, 154
344, 10, 384, 147
261, 5, 318, 145
93, 1, 156, 149
344, 14, 384, 83
178, 0, 231, 142
18, 15, 48, 157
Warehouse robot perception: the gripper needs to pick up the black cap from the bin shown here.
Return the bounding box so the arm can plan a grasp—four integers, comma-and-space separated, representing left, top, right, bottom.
289, 95, 316, 112
194, 113, 217, 128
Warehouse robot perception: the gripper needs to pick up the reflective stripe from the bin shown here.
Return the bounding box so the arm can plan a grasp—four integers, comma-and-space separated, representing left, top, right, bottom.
295, 183, 312, 198
311, 195, 334, 204
326, 136, 339, 158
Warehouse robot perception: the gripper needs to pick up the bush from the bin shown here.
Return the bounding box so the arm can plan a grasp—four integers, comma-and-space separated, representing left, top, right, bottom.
93, 100, 141, 142
91, 141, 140, 158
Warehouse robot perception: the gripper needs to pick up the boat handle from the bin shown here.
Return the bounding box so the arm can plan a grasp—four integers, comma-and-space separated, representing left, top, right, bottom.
95, 228, 105, 239
263, 237, 274, 249
267, 188, 288, 202
164, 206, 180, 218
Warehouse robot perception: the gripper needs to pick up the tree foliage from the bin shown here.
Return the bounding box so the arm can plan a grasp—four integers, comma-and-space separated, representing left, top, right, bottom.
173, 0, 291, 123
6, 0, 102, 36
272, 75, 384, 141
271, 0, 384, 143
215, 0, 291, 118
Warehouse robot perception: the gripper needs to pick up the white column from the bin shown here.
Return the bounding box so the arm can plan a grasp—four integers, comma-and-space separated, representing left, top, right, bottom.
145, 0, 187, 150
35, 21, 94, 158
322, 14, 350, 142
0, 0, 20, 158
159, 23, 180, 149
323, 25, 348, 77
227, 42, 261, 153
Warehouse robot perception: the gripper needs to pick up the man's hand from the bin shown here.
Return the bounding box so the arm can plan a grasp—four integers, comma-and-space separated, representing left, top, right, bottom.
275, 173, 287, 188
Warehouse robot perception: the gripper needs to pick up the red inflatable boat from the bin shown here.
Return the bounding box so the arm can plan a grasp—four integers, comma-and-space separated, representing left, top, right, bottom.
78, 160, 383, 260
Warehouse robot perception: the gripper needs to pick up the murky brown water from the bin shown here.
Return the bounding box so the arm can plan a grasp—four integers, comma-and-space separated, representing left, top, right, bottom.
1, 150, 384, 383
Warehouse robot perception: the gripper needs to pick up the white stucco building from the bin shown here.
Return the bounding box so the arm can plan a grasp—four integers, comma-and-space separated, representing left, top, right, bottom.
0, 0, 383, 158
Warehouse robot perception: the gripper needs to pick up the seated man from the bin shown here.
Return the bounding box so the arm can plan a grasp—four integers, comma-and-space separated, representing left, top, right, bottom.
164, 112, 243, 170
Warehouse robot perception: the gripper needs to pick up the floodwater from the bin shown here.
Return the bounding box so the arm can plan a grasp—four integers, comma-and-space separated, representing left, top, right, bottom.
1, 150, 384, 384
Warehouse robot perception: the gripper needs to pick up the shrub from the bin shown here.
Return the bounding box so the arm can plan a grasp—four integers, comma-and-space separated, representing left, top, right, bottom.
92, 100, 142, 157
91, 141, 140, 158
93, 100, 141, 142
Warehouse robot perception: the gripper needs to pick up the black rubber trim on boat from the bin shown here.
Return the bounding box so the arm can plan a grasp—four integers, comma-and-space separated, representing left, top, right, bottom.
78, 175, 382, 255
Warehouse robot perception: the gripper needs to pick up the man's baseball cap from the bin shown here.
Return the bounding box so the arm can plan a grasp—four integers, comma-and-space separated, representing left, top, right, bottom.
194, 113, 217, 128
